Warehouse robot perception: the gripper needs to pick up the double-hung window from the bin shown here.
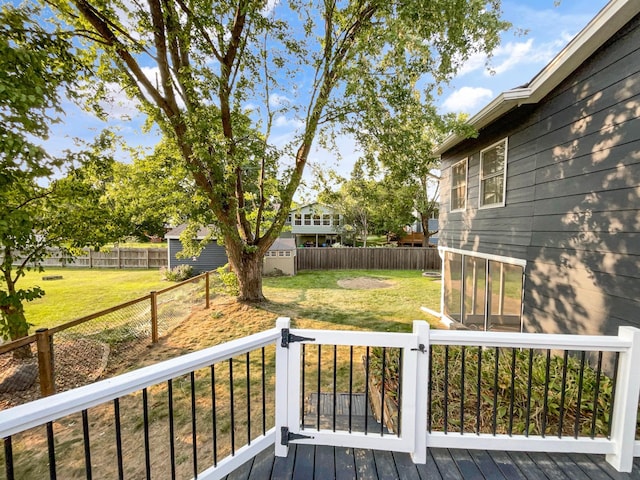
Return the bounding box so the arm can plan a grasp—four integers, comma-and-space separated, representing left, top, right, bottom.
479, 138, 508, 208
450, 159, 467, 211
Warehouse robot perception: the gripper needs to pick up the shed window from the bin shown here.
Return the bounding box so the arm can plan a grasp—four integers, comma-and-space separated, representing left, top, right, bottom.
480, 138, 507, 207
450, 159, 467, 211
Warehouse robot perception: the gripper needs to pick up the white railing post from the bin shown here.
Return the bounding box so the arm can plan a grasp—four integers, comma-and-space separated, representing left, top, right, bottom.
275, 317, 291, 457
412, 320, 430, 464
606, 326, 640, 472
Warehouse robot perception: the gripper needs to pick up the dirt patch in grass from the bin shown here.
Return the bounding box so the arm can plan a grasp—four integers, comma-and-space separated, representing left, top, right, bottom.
337, 277, 394, 290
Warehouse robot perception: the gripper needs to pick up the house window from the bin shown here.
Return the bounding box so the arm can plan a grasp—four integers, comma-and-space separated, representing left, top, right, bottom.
322, 214, 331, 226
450, 158, 467, 211
479, 138, 507, 207
333, 214, 340, 226
442, 248, 524, 332
304, 214, 312, 225
294, 214, 302, 226
313, 215, 321, 226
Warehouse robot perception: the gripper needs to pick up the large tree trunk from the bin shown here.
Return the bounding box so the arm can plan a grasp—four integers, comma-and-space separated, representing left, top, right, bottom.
226, 246, 265, 302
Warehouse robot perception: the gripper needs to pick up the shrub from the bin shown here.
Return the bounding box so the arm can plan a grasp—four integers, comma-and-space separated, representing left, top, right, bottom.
161, 265, 194, 282
214, 264, 239, 296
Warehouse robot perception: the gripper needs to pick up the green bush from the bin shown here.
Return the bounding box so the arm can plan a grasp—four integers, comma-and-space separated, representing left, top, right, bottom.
214, 264, 239, 296
161, 265, 194, 282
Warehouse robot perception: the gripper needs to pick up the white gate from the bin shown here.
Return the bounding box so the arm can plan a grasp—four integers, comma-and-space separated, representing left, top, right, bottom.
274, 318, 429, 464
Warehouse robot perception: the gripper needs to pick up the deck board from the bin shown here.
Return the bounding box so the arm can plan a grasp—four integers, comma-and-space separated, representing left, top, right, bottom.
228, 445, 640, 480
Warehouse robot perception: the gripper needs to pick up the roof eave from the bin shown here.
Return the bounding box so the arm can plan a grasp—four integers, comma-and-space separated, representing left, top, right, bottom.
434, 0, 640, 157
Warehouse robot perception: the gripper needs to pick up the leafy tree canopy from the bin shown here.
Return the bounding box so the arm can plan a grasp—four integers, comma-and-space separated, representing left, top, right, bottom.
44, 0, 509, 300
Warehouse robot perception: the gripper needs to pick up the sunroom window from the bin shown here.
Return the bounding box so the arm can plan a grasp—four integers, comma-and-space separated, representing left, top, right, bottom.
450, 158, 467, 211
442, 249, 524, 332
479, 138, 507, 207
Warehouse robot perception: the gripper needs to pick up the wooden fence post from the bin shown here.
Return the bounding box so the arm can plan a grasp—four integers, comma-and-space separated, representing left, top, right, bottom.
205, 272, 210, 309
35, 328, 55, 397
150, 291, 159, 343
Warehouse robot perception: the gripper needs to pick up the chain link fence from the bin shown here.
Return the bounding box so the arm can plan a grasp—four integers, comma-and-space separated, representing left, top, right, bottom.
0, 272, 213, 410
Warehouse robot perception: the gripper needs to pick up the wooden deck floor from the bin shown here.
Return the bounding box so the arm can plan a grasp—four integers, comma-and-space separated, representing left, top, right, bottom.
225, 445, 640, 480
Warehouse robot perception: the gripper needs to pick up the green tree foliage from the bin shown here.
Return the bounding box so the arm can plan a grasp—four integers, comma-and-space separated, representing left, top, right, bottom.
0, 4, 114, 345
46, 0, 509, 300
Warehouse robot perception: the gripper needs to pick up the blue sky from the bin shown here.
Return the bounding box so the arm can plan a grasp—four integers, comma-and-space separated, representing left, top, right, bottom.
45, 0, 609, 192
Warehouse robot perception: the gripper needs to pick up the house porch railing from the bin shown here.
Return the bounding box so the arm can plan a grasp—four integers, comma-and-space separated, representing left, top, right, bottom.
1, 319, 639, 479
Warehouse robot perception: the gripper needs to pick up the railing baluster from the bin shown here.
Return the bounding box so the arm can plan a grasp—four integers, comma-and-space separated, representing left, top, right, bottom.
476, 346, 482, 435
190, 371, 198, 477
607, 352, 620, 439
168, 380, 176, 480
508, 348, 516, 436
364, 346, 370, 435
82, 409, 92, 480
591, 351, 603, 439
559, 351, 569, 438
428, 346, 433, 434
444, 345, 449, 435
460, 346, 465, 434
525, 349, 534, 437
348, 346, 354, 433
542, 350, 551, 437
301, 344, 306, 431
574, 351, 586, 438
229, 358, 235, 455
261, 347, 266, 436
492, 348, 499, 436
46, 421, 56, 480
246, 352, 251, 445
333, 345, 337, 432
4, 436, 14, 480
380, 347, 387, 436
317, 344, 322, 430
113, 399, 124, 479
397, 348, 403, 437
211, 364, 217, 467
142, 388, 151, 480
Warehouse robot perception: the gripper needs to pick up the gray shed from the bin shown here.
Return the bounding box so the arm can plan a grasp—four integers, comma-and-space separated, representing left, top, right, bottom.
165, 225, 228, 274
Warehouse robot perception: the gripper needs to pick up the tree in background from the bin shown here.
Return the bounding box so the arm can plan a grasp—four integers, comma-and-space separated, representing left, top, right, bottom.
47, 0, 508, 300
353, 85, 472, 246
0, 4, 114, 346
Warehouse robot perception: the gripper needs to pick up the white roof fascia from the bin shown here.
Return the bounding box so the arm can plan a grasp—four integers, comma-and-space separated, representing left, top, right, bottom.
434, 0, 640, 156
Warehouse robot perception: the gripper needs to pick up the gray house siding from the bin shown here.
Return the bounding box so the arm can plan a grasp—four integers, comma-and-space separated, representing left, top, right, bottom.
168, 239, 228, 274
439, 13, 640, 336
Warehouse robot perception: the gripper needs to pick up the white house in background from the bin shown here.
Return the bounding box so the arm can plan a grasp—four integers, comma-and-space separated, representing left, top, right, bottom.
286, 203, 343, 247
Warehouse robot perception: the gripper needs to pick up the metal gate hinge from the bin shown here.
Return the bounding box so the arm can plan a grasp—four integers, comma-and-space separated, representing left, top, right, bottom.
281, 328, 315, 348
280, 427, 314, 445
411, 343, 426, 353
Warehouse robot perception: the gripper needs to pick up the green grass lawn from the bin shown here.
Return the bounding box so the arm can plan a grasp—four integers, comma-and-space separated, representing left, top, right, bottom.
262, 269, 442, 332
18, 268, 169, 330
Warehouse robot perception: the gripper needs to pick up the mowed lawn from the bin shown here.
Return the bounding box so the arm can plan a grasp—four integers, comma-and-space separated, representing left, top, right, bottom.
263, 269, 441, 332
16, 268, 441, 334
18, 268, 169, 330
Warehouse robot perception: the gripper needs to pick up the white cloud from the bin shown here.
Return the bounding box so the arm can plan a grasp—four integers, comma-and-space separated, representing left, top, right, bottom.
442, 87, 493, 113
274, 115, 304, 129
489, 39, 535, 76
269, 93, 290, 108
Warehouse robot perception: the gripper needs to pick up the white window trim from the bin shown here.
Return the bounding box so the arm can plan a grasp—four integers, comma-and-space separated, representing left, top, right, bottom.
478, 137, 508, 209
449, 157, 468, 212
438, 246, 526, 332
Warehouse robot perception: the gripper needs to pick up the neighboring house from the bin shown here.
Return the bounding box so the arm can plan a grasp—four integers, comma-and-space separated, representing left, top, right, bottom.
263, 237, 297, 276
165, 224, 228, 274
434, 0, 640, 335
286, 203, 343, 247
412, 218, 439, 246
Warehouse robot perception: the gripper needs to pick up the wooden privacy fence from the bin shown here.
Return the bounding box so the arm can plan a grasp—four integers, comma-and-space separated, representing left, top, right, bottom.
296, 247, 441, 271
15, 247, 168, 269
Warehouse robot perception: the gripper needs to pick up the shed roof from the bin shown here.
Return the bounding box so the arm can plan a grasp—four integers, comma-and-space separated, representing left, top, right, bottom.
165, 224, 215, 240
268, 237, 296, 251
434, 0, 640, 155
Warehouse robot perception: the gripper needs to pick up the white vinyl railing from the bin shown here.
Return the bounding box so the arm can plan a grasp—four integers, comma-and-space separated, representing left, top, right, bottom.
1, 320, 639, 478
